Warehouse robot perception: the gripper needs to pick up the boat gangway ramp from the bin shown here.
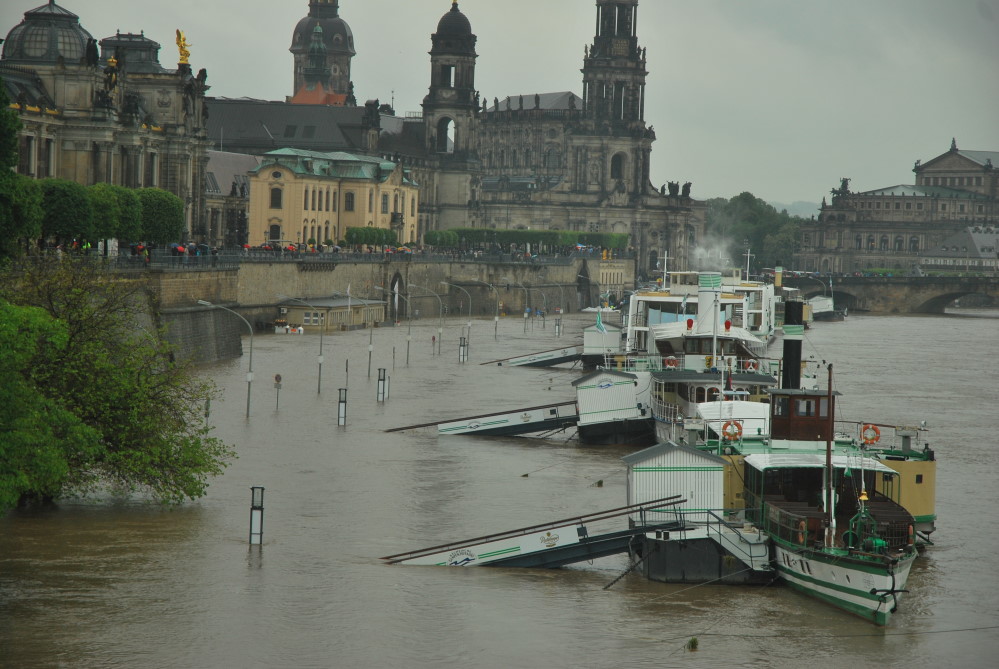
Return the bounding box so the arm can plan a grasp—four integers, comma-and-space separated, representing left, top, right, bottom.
381, 495, 687, 568
386, 400, 580, 437
481, 345, 583, 368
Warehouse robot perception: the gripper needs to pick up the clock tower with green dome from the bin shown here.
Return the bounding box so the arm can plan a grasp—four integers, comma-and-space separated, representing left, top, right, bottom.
290, 0, 355, 99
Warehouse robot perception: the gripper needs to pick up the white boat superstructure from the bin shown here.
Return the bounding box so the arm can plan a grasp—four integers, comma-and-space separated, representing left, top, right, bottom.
625, 270, 777, 354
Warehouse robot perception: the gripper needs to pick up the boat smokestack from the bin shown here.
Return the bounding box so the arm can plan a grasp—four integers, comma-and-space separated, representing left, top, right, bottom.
697, 272, 722, 323
781, 301, 804, 389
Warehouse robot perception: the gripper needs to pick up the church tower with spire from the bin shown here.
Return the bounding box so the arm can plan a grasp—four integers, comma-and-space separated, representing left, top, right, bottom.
290, 0, 355, 99
422, 1, 478, 156
582, 0, 647, 127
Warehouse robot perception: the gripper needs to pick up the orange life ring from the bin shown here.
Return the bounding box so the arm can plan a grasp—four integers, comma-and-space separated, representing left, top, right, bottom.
665, 356, 679, 368
704, 355, 714, 368
798, 519, 806, 544
861, 423, 881, 445
744, 359, 759, 371
722, 420, 743, 441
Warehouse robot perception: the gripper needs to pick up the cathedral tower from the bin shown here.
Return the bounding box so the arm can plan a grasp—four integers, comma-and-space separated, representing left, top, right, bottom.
422, 1, 478, 156
582, 0, 647, 126
290, 0, 355, 98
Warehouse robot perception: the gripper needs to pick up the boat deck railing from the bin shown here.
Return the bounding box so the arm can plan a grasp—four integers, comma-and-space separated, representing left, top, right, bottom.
603, 352, 779, 376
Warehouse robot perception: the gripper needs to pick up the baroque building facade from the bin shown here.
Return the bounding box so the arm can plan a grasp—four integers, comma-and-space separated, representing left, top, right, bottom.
796, 139, 999, 273
247, 148, 419, 247
378, 0, 705, 275
1, 1, 212, 240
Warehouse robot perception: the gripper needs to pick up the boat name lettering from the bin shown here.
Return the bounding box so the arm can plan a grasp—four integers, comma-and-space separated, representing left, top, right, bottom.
447, 549, 476, 566
539, 531, 560, 548
520, 413, 532, 423
597, 382, 613, 390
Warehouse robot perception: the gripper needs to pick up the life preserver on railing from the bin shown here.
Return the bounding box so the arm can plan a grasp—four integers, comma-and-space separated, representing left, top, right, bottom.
798, 519, 807, 544
722, 420, 743, 441
704, 355, 714, 368
861, 423, 881, 445
907, 524, 915, 546
744, 359, 759, 371
665, 356, 679, 368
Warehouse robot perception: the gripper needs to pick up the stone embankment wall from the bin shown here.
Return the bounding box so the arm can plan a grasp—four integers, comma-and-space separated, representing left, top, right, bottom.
152, 258, 629, 363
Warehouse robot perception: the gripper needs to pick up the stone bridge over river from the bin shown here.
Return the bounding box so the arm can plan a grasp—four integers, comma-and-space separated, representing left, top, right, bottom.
783, 275, 999, 313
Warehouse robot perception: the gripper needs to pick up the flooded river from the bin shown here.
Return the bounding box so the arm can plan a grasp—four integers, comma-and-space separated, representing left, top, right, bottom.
2, 310, 998, 668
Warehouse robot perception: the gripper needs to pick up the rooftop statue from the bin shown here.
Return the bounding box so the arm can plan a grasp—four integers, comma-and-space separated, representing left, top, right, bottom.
176, 30, 191, 65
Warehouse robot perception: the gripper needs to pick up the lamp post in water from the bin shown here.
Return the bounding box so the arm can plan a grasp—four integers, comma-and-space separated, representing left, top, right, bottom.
409, 283, 444, 355
375, 285, 413, 364
197, 299, 253, 418
441, 281, 473, 345
331, 289, 377, 378
277, 294, 326, 394
470, 279, 499, 341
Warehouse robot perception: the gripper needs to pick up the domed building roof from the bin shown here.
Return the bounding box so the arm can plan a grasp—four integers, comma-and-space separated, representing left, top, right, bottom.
435, 1, 472, 36
431, 1, 476, 56
290, 0, 354, 56
2, 1, 95, 65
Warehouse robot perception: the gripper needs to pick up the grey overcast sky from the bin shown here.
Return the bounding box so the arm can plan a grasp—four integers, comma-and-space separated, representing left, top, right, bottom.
3, 0, 998, 209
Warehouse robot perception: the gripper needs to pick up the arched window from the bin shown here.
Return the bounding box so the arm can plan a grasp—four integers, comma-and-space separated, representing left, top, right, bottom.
880, 235, 889, 250
909, 236, 919, 252
304, 187, 309, 210
268, 223, 281, 240
332, 191, 338, 212
524, 148, 531, 167
393, 194, 399, 212
855, 235, 862, 250
381, 194, 389, 214
312, 189, 317, 211
610, 152, 626, 179
894, 236, 904, 252
344, 192, 355, 211
368, 191, 374, 213
436, 117, 455, 153
867, 235, 876, 249
270, 188, 283, 209
545, 148, 560, 169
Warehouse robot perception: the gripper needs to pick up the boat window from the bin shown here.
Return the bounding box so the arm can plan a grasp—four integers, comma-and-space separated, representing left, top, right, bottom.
796, 399, 816, 416
774, 396, 789, 416
819, 398, 829, 417
707, 387, 721, 401
695, 387, 706, 403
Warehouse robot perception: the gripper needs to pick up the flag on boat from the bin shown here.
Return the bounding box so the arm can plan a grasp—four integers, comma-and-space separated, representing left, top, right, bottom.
595, 309, 607, 334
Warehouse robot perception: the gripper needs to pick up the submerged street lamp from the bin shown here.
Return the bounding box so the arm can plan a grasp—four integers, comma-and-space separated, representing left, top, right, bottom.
198, 299, 253, 418
277, 294, 327, 394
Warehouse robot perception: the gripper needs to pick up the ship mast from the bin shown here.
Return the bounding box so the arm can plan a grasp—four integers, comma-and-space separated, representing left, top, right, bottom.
824, 363, 835, 548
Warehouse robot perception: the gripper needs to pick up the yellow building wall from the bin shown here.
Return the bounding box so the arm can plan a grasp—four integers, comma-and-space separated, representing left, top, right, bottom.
249, 164, 420, 246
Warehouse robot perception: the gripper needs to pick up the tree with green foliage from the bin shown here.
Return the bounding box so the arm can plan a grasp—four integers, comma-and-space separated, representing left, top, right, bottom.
40, 178, 93, 246
0, 75, 19, 172
112, 185, 142, 242
0, 173, 44, 260
87, 182, 121, 247
0, 80, 46, 260
704, 192, 803, 271
0, 300, 103, 509
137, 187, 184, 243
0, 257, 235, 509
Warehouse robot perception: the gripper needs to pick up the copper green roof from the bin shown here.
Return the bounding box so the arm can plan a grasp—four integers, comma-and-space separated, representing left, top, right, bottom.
252, 148, 399, 182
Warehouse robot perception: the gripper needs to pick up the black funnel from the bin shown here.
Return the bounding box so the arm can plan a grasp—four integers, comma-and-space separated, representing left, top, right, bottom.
781, 301, 804, 390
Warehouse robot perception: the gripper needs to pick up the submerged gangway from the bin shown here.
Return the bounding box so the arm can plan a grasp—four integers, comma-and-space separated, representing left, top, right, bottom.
480, 346, 583, 367
385, 400, 580, 436
380, 495, 687, 568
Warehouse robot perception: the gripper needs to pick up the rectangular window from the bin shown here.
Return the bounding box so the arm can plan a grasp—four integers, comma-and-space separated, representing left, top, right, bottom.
941, 204, 947, 211
876, 202, 881, 209
381, 194, 389, 214
959, 204, 965, 213
976, 177, 983, 186
906, 203, 911, 210
917, 203, 923, 210
895, 202, 900, 209
283, 125, 297, 138
915, 474, 923, 484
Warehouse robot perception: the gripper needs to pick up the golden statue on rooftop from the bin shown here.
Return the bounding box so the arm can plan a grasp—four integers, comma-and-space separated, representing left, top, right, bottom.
176, 29, 191, 64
